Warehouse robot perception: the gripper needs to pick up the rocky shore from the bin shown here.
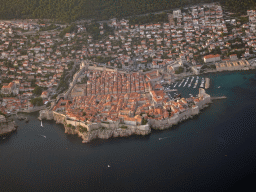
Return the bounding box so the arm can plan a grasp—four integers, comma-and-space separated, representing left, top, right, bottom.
64, 124, 151, 143
38, 103, 209, 143
0, 120, 17, 136
38, 89, 214, 143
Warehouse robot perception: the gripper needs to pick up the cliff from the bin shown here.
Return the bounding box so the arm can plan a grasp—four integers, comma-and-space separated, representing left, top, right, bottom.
48, 88, 212, 143
0, 120, 17, 136
63, 123, 151, 143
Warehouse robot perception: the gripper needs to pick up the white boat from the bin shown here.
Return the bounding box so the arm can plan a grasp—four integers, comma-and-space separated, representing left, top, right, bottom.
41, 121, 43, 127
178, 79, 185, 87
193, 80, 198, 88
108, 165, 111, 168
159, 137, 168, 140
40, 135, 46, 138
218, 86, 221, 88
189, 77, 194, 87
3, 137, 6, 140
178, 82, 181, 87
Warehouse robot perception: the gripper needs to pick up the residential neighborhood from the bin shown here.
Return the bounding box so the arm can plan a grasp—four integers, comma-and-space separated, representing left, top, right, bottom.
1, 2, 256, 116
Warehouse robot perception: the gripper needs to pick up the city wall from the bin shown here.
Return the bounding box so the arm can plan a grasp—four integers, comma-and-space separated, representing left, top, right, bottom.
53, 110, 150, 131
47, 88, 211, 143
149, 106, 200, 130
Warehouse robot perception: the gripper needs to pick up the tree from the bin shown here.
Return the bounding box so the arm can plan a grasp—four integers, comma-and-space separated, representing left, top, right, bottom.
33, 86, 43, 95
142, 117, 148, 125
175, 67, 184, 74
33, 86, 42, 96
30, 97, 43, 106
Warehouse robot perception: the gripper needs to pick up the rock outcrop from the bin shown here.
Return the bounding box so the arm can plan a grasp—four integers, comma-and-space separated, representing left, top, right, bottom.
63, 124, 151, 143
0, 120, 17, 136
38, 110, 54, 120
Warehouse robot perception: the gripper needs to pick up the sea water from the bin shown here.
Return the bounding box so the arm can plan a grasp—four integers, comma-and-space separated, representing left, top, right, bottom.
0, 70, 256, 192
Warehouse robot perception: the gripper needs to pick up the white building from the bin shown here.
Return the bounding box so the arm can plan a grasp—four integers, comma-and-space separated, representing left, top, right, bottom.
173, 9, 182, 18
203, 54, 221, 63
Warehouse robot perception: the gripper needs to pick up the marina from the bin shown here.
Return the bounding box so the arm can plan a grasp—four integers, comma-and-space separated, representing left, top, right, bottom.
162, 75, 214, 99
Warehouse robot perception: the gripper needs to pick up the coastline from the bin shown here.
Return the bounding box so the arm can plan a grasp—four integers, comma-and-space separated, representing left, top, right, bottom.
39, 90, 214, 143
175, 65, 256, 80
35, 63, 256, 144
0, 119, 17, 136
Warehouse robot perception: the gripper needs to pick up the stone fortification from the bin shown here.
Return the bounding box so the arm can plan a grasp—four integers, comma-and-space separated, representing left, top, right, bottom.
64, 125, 150, 143
39, 109, 54, 120
49, 94, 209, 143
52, 111, 150, 143
46, 88, 212, 143
149, 106, 200, 130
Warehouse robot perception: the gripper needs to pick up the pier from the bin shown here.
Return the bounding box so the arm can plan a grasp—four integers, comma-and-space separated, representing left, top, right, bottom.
205, 78, 210, 89
165, 89, 178, 92
211, 96, 227, 100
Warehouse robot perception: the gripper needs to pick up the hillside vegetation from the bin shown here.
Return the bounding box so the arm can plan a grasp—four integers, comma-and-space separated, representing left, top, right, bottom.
0, 0, 255, 23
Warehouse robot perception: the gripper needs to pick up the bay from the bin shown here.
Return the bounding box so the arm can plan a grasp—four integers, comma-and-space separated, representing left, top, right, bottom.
1, 70, 256, 192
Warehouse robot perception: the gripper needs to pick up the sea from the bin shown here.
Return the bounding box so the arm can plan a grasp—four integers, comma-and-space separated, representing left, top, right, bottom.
1, 70, 256, 192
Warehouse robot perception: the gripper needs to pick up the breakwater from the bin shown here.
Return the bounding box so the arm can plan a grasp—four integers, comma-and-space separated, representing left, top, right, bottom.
205, 77, 210, 89
211, 96, 227, 100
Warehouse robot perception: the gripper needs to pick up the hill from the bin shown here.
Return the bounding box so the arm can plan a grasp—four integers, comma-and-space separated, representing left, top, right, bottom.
0, 0, 255, 23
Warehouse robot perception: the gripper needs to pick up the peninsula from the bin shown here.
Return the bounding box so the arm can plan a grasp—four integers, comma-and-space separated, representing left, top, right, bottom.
39, 61, 212, 143
0, 2, 254, 140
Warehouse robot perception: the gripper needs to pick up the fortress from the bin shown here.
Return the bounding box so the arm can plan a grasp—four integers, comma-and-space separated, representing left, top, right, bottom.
39, 87, 211, 143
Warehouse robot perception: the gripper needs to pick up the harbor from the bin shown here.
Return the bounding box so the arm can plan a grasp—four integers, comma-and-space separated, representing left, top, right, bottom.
1, 70, 256, 192
163, 75, 212, 99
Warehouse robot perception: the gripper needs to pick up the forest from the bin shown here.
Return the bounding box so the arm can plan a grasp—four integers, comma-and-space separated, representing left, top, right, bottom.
0, 0, 255, 23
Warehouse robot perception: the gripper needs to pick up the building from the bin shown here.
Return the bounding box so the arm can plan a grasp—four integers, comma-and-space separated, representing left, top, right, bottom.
41, 91, 49, 99
191, 65, 202, 75
230, 54, 238, 61
1, 82, 16, 95
173, 9, 182, 18
0, 115, 6, 123
203, 54, 221, 63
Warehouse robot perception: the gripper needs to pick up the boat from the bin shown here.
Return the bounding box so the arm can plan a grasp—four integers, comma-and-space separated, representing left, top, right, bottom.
188, 77, 194, 87
41, 135, 46, 138
41, 121, 43, 127
218, 86, 221, 88
3, 137, 6, 140
25, 118, 29, 123
178, 79, 185, 87
108, 165, 111, 168
193, 80, 198, 88
159, 137, 168, 140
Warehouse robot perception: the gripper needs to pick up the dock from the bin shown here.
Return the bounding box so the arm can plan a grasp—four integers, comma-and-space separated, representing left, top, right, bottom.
165, 89, 178, 92
211, 96, 227, 100
205, 78, 210, 89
